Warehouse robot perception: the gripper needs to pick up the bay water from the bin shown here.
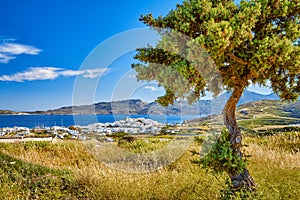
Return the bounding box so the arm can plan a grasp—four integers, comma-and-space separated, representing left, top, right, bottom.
0, 114, 201, 128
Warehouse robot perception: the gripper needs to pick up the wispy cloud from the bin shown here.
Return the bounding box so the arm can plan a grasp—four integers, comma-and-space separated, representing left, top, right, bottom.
0, 41, 42, 63
0, 67, 108, 82
0, 53, 14, 64
144, 86, 163, 92
82, 69, 108, 79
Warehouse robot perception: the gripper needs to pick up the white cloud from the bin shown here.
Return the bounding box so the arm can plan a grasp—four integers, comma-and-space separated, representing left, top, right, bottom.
0, 53, 15, 63
0, 42, 42, 64
0, 43, 41, 55
0, 67, 108, 82
144, 86, 163, 92
59, 69, 86, 77
83, 69, 108, 78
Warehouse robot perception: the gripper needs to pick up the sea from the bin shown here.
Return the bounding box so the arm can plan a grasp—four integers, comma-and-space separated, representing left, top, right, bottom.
0, 114, 202, 128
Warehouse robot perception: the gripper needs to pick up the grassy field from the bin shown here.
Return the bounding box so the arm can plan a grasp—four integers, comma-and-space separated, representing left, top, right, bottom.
0, 129, 299, 199
1, 100, 299, 199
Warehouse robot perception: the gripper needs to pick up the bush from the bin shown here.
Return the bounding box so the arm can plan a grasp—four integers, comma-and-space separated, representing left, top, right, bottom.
220, 178, 261, 200
200, 128, 248, 175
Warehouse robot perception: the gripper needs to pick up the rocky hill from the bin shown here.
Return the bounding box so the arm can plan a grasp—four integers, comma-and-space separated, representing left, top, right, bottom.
24, 90, 282, 115
186, 100, 300, 130
0, 110, 22, 115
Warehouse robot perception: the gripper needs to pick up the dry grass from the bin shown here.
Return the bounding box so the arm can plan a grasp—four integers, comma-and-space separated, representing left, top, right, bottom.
0, 131, 299, 199
246, 143, 300, 169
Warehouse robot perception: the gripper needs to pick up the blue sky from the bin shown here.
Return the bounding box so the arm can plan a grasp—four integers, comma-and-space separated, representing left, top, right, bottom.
0, 0, 270, 111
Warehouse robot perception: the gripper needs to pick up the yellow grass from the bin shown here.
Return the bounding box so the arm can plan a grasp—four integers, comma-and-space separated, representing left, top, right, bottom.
1, 131, 299, 199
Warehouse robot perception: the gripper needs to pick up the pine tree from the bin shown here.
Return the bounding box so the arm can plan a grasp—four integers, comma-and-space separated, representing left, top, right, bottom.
132, 0, 300, 190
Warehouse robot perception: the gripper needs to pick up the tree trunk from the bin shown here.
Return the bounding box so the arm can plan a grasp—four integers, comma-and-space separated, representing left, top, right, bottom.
223, 86, 256, 190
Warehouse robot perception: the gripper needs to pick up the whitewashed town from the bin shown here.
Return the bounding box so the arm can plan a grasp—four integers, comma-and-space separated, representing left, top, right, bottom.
0, 117, 166, 142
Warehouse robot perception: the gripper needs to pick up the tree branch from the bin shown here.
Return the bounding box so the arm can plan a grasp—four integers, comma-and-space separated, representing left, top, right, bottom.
229, 53, 248, 66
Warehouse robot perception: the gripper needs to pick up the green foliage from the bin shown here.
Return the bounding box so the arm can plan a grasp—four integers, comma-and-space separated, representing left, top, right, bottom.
133, 0, 300, 106
200, 129, 248, 175
132, 2, 300, 191
220, 178, 262, 200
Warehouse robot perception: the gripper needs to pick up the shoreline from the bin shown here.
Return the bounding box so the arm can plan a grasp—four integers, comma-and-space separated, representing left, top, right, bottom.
0, 114, 204, 129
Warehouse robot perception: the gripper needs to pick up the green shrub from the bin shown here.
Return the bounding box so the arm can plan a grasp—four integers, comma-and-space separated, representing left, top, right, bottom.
220, 178, 262, 200
200, 128, 248, 175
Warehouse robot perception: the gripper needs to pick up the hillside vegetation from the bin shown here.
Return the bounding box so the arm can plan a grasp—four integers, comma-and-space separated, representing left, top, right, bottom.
236, 100, 300, 130
188, 100, 300, 130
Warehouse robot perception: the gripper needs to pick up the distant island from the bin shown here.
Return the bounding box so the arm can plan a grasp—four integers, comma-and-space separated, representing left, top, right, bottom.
0, 90, 282, 116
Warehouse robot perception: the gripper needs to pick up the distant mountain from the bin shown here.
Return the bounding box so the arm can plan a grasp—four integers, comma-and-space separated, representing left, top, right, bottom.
21, 90, 281, 116
186, 99, 300, 125
218, 90, 279, 106
237, 99, 300, 119
0, 110, 22, 115
32, 99, 148, 115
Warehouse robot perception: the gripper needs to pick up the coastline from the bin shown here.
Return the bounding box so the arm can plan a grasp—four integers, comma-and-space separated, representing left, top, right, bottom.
0, 114, 202, 129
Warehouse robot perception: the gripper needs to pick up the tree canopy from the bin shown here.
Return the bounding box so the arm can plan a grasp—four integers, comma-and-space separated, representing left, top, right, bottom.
132, 0, 300, 105
132, 0, 300, 190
